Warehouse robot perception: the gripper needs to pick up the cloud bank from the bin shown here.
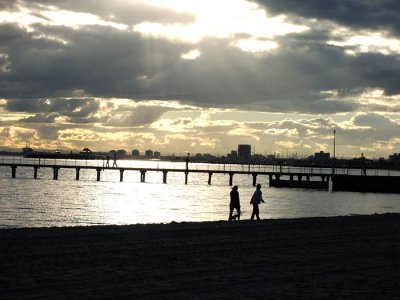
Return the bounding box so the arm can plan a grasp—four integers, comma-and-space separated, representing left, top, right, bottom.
0, 0, 399, 157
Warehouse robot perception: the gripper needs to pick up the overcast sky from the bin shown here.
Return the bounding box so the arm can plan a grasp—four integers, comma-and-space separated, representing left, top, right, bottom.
0, 0, 399, 158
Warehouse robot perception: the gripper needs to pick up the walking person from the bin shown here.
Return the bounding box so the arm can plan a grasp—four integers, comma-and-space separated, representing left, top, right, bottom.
228, 186, 240, 221
112, 153, 118, 168
250, 184, 264, 220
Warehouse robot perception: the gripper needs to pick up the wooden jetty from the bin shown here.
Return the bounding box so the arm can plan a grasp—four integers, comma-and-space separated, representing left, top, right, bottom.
1, 162, 400, 193
1, 162, 332, 188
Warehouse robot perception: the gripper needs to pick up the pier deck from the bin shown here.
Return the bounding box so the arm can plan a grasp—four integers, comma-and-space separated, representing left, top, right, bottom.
1, 161, 400, 192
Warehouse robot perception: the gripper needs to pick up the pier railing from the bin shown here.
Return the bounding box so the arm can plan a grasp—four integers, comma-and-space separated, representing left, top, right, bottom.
1, 156, 400, 191
1, 156, 399, 176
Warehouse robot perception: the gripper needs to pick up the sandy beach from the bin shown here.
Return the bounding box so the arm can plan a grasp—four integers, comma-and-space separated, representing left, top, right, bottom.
1, 213, 399, 299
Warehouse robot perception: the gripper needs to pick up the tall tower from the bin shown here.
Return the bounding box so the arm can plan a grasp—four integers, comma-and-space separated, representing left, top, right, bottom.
238, 144, 251, 160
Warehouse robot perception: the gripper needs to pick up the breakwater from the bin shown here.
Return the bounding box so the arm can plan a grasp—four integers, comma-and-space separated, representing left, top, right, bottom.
332, 174, 400, 193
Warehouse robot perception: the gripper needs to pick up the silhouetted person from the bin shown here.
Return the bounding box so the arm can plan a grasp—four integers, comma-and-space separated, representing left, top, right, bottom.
106, 155, 110, 167
229, 186, 240, 221
185, 155, 190, 170
361, 153, 367, 176
250, 183, 264, 220
112, 153, 117, 168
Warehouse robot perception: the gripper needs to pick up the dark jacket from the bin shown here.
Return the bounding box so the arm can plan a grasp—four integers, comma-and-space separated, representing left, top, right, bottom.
230, 189, 240, 207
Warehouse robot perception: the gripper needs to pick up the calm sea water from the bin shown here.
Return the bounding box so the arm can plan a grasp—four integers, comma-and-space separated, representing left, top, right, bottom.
0, 157, 399, 228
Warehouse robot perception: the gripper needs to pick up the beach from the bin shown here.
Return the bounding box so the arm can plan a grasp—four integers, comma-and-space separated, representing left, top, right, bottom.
1, 214, 399, 299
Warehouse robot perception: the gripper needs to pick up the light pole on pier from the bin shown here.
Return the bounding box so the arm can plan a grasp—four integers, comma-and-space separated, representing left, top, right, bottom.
333, 129, 336, 159
332, 129, 336, 175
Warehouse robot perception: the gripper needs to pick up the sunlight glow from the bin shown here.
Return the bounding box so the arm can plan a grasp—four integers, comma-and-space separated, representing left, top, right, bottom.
228, 127, 258, 137
0, 7, 44, 28
42, 9, 128, 30
0, 5, 127, 31
32, 34, 69, 45
328, 31, 400, 55
265, 128, 298, 136
320, 89, 400, 110
181, 49, 201, 60
133, 22, 201, 42
136, 0, 308, 51
234, 39, 278, 53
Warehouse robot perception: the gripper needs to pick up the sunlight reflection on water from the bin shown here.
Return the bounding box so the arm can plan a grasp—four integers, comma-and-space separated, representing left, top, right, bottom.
0, 159, 399, 228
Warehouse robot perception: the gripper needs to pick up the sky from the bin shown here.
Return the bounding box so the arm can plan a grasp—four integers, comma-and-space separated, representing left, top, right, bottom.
0, 0, 399, 158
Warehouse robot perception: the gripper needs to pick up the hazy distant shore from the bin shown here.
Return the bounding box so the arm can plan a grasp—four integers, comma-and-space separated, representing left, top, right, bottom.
1, 214, 399, 299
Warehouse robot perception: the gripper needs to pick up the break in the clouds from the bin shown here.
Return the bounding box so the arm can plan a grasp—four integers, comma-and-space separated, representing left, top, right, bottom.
0, 0, 399, 157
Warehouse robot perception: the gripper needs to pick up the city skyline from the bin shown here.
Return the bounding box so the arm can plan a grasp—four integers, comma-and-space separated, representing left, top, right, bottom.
10, 142, 398, 161
1, 0, 400, 157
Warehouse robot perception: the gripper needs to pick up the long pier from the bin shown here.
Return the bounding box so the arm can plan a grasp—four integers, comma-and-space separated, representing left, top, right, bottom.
1, 161, 400, 192
0, 161, 333, 187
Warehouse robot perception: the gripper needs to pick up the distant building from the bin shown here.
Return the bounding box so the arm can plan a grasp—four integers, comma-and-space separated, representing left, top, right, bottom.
227, 150, 238, 160
154, 151, 161, 159
145, 149, 153, 158
22, 147, 34, 156
314, 151, 330, 164
116, 149, 126, 157
132, 149, 140, 156
389, 153, 400, 166
238, 144, 251, 160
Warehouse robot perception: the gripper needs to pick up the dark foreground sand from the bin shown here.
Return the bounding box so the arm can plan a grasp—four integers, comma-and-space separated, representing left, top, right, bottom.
1, 214, 399, 299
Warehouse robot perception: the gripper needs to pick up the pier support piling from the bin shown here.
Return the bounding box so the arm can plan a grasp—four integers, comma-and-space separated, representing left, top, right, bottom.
252, 173, 257, 187
120, 169, 124, 182
11, 165, 17, 178
140, 170, 146, 182
208, 172, 213, 185
53, 167, 60, 180
163, 171, 168, 184
185, 171, 188, 185
229, 172, 234, 186
75, 168, 80, 180
34, 166, 39, 179
96, 168, 102, 181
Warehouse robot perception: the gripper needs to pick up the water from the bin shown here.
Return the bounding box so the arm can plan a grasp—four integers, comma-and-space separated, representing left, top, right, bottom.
0, 157, 399, 228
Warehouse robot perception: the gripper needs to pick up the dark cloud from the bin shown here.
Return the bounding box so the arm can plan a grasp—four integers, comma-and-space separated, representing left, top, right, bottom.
107, 106, 169, 127
37, 125, 59, 140
352, 113, 400, 140
5, 98, 99, 117
0, 22, 187, 100
0, 1, 17, 11
0, 0, 399, 138
1, 17, 399, 115
22, 113, 58, 123
253, 0, 400, 36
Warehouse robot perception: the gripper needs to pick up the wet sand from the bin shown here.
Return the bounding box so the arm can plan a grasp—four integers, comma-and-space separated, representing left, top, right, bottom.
1, 214, 399, 299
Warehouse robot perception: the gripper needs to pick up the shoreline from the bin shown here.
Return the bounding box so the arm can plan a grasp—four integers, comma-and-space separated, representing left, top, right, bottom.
1, 212, 397, 231
1, 213, 399, 299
